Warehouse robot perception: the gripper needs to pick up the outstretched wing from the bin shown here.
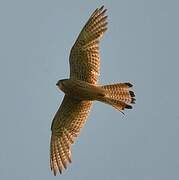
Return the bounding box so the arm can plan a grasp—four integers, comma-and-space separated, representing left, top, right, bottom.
69, 6, 108, 84
50, 96, 92, 175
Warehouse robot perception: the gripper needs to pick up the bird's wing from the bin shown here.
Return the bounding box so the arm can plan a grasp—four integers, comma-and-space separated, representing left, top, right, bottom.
50, 96, 92, 175
69, 6, 108, 84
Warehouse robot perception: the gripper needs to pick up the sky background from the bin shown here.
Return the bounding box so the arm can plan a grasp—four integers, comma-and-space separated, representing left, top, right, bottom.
0, 0, 179, 180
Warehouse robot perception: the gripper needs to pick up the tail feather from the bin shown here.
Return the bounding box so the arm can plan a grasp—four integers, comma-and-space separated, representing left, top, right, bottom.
100, 82, 135, 112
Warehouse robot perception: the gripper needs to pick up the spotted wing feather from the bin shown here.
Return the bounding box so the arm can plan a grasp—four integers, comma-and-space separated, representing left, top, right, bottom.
50, 96, 92, 175
70, 6, 108, 84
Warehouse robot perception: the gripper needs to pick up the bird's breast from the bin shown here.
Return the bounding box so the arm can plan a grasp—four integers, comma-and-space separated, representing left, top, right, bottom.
60, 79, 105, 101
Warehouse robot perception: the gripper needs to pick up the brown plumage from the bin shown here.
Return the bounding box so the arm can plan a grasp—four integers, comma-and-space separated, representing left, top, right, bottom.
50, 6, 135, 175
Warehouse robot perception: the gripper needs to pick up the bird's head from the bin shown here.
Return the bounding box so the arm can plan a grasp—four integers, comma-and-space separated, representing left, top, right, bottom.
56, 79, 68, 92
56, 79, 65, 91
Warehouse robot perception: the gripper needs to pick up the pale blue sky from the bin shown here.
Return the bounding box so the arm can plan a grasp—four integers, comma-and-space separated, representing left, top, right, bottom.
0, 0, 179, 179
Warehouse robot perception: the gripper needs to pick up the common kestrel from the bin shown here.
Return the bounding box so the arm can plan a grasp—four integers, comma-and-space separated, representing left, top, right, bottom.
50, 6, 135, 175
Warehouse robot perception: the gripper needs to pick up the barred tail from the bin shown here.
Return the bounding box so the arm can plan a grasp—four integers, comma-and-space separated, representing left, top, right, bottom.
100, 82, 136, 112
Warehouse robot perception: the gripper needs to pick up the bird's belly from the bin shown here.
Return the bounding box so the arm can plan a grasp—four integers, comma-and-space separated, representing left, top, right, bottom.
61, 79, 105, 101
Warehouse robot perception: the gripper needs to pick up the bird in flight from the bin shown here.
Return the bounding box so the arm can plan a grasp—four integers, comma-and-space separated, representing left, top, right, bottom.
50, 6, 135, 175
